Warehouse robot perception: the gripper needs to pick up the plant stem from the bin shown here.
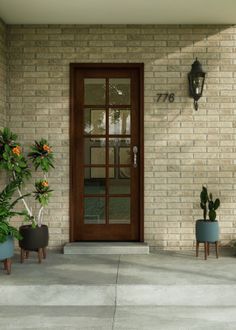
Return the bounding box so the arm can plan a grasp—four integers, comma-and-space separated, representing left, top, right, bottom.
17, 186, 33, 217
38, 206, 44, 227
36, 172, 47, 227
12, 172, 33, 218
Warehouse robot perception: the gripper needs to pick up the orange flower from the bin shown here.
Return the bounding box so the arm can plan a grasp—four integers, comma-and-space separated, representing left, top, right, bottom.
12, 146, 21, 156
43, 144, 51, 153
42, 180, 49, 187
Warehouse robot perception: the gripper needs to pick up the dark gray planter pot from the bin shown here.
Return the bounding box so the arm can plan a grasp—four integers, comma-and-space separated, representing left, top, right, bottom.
0, 236, 14, 261
19, 225, 49, 251
195, 219, 219, 242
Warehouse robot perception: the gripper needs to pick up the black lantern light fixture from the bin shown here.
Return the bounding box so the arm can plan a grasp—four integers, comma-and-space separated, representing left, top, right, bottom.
188, 58, 206, 111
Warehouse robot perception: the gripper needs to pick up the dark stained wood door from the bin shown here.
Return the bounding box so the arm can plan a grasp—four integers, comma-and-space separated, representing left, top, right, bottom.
70, 63, 144, 241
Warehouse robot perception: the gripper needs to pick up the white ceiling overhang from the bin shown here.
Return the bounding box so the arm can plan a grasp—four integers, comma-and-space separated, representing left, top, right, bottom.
0, 0, 236, 25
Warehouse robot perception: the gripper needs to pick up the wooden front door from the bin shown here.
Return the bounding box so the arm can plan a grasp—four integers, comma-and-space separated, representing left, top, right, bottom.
70, 63, 144, 241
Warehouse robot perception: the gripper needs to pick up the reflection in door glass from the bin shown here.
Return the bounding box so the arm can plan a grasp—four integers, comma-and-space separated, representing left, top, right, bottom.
109, 78, 130, 105
109, 197, 130, 224
109, 138, 130, 166
119, 147, 131, 165
91, 147, 106, 165
84, 197, 105, 224
84, 139, 116, 165
84, 168, 106, 194
109, 138, 131, 146
109, 109, 130, 135
84, 109, 106, 135
90, 168, 106, 179
118, 167, 131, 179
84, 138, 106, 165
109, 174, 130, 194
84, 79, 106, 105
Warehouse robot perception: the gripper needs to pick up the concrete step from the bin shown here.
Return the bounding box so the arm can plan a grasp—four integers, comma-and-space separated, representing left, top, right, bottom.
2, 306, 236, 330
1, 251, 236, 308
1, 284, 236, 306
63, 242, 149, 255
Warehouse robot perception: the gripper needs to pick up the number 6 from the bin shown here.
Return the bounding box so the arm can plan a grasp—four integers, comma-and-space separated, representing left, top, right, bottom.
168, 93, 175, 103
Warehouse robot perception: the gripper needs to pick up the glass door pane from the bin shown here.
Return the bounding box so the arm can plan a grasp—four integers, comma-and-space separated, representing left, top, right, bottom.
84, 79, 106, 105
109, 174, 131, 194
84, 197, 105, 224
109, 197, 130, 224
109, 109, 131, 135
84, 109, 106, 135
109, 78, 131, 105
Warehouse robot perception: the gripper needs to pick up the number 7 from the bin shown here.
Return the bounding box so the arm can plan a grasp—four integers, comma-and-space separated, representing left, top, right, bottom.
163, 93, 169, 102
156, 93, 162, 102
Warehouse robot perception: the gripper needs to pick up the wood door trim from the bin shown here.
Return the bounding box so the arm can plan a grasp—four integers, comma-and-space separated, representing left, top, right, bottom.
69, 63, 144, 242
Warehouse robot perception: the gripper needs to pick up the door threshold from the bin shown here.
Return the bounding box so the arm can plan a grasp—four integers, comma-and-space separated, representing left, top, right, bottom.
63, 242, 149, 255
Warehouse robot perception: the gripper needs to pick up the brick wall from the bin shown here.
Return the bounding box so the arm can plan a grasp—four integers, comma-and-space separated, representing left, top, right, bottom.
0, 19, 7, 187
5, 24, 236, 249
0, 19, 6, 129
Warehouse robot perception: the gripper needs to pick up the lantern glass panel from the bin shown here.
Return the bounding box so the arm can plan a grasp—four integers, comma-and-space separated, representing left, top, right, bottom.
193, 76, 204, 95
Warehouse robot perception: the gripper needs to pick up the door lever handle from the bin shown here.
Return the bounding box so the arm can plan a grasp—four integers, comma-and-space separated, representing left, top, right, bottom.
133, 146, 138, 168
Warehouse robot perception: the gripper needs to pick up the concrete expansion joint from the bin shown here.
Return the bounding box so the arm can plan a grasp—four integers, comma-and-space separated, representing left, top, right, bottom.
112, 254, 120, 330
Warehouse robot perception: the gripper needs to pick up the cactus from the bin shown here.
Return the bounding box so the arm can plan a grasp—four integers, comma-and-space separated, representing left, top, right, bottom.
200, 186, 220, 221
200, 186, 208, 220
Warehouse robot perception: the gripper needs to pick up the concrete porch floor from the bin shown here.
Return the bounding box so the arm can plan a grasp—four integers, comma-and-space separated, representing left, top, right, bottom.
1, 248, 236, 329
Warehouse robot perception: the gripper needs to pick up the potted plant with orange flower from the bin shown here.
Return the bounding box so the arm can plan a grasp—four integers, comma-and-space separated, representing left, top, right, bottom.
0, 128, 54, 263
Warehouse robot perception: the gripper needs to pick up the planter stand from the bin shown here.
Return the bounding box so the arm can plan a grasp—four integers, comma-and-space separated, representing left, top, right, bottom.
1, 258, 12, 274
19, 225, 49, 264
196, 241, 219, 260
20, 247, 47, 264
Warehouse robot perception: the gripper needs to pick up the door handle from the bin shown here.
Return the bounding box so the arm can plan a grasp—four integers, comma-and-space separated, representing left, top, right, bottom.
133, 146, 138, 168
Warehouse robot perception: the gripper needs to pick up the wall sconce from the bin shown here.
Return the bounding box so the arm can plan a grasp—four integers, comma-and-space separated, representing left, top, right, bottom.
188, 58, 206, 111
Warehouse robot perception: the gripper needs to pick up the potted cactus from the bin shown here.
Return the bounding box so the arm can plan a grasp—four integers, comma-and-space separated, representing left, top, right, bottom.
196, 186, 220, 259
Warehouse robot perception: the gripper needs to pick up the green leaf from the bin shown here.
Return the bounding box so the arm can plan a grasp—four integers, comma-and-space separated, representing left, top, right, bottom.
200, 186, 208, 203
2, 152, 8, 160
5, 144, 11, 153
0, 179, 26, 225
208, 201, 214, 210
200, 202, 206, 210
18, 161, 27, 168
214, 198, 220, 210
209, 209, 216, 221
14, 166, 21, 173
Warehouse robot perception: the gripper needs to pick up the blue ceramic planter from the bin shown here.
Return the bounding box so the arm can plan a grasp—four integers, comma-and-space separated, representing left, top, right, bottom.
196, 219, 219, 242
0, 236, 14, 260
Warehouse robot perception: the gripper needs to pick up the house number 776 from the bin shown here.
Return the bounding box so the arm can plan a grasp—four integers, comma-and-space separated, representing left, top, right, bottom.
156, 93, 175, 103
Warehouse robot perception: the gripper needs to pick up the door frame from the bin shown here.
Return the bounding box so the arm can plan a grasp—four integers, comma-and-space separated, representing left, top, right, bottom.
69, 63, 144, 242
